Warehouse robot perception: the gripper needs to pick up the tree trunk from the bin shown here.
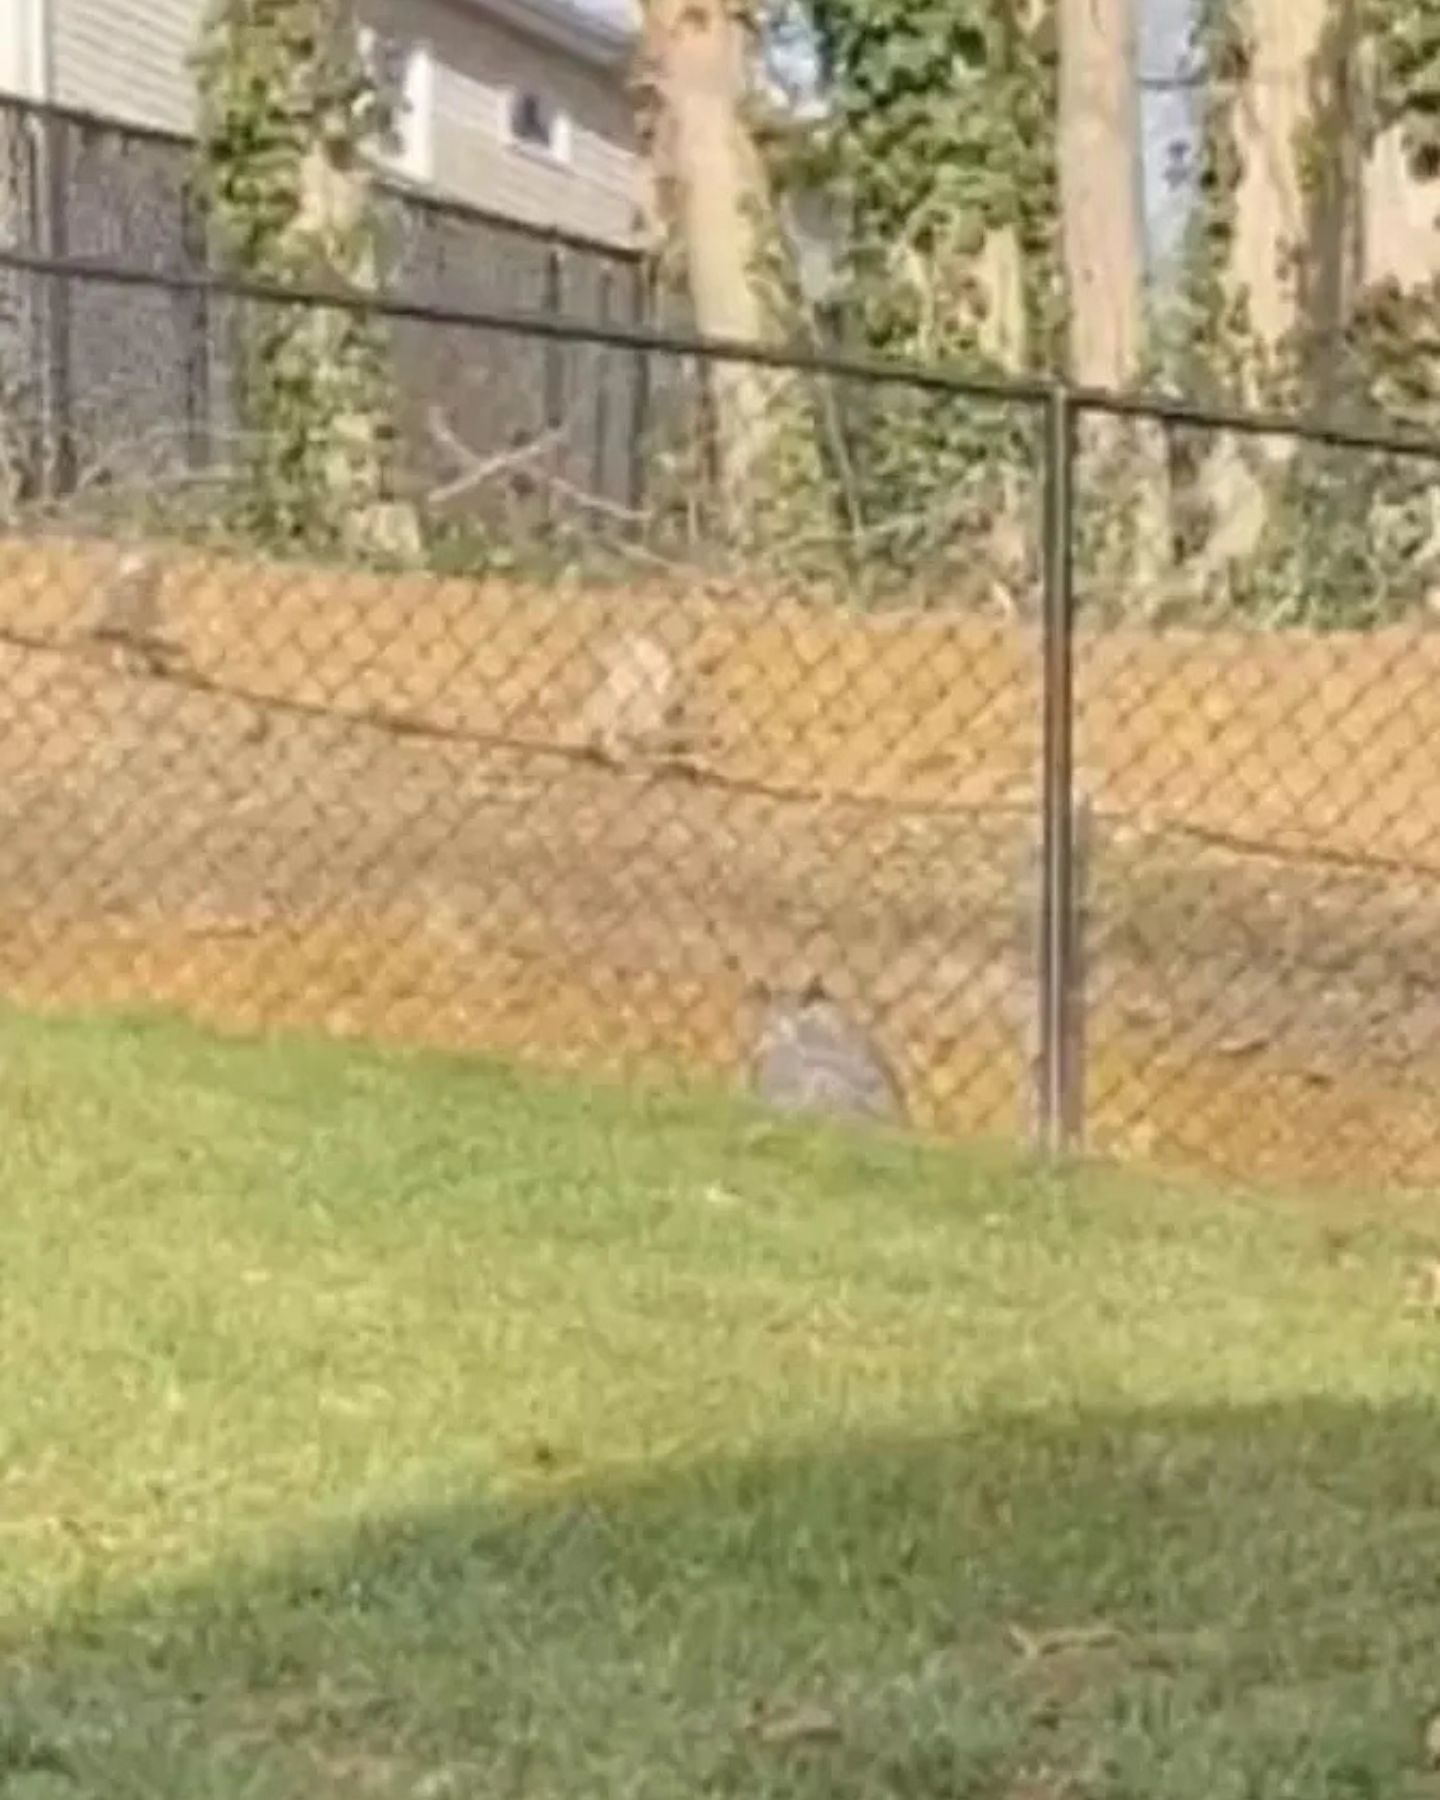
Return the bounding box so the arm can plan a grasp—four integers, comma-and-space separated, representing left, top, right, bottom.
1229, 0, 1334, 367
1356, 30, 1440, 591
1197, 0, 1336, 581
642, 0, 821, 542
973, 223, 1034, 610
1058, 0, 1171, 605
1059, 0, 1147, 385
972, 224, 1026, 372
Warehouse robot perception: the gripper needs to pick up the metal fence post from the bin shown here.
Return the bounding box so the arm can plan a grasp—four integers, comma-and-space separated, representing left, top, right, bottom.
593, 266, 614, 500
543, 235, 566, 427
1036, 383, 1081, 1156
1065, 790, 1091, 1152
627, 256, 653, 520
178, 188, 212, 472
40, 110, 75, 498
542, 236, 566, 523
12, 103, 48, 495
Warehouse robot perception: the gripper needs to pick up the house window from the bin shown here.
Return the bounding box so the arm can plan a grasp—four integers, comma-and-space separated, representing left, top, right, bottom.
504, 89, 572, 164
357, 26, 435, 185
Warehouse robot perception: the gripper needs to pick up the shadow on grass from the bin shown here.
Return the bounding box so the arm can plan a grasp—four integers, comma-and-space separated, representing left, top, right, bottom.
4, 1397, 1440, 1799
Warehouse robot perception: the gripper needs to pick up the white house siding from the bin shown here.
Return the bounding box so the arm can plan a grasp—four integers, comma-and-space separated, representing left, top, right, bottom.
43, 0, 644, 248
50, 0, 204, 134
0, 0, 49, 98
365, 0, 642, 245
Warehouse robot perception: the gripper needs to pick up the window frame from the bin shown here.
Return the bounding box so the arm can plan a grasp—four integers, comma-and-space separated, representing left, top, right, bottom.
501, 85, 574, 168
356, 24, 435, 186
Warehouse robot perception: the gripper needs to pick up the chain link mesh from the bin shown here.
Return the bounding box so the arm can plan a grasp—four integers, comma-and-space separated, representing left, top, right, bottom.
1074, 411, 1440, 1193
5, 231, 1440, 1194
0, 271, 1048, 1154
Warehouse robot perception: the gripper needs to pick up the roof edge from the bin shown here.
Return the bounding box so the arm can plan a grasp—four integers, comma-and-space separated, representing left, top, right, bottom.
459, 0, 637, 70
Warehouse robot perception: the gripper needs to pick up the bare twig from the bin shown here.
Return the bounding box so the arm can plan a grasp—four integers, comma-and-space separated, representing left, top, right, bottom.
424, 404, 572, 508
534, 465, 651, 526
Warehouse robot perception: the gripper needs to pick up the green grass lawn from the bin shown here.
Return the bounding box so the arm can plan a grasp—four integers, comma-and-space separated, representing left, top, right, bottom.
2, 1010, 1440, 1798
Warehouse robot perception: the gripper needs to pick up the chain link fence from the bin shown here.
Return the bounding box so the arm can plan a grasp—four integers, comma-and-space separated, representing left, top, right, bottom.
1072, 407, 1440, 1194
1, 249, 1440, 1198
0, 92, 645, 506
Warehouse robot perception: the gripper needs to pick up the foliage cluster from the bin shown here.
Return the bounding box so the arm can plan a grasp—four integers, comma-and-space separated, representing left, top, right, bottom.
192, 0, 407, 554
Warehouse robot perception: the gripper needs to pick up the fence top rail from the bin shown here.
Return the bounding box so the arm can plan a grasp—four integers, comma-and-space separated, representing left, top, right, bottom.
382, 181, 644, 267
0, 244, 1049, 403
1060, 379, 1440, 460
0, 86, 191, 152
0, 87, 644, 266
5, 241, 1440, 464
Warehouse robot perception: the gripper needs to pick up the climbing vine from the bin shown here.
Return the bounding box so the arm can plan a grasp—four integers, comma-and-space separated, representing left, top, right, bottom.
630, 1, 838, 580
1173, 0, 1255, 405
191, 0, 412, 556
1320, 0, 1440, 619
1347, 0, 1440, 408
1264, 0, 1440, 623
798, 0, 1058, 363
1366, 0, 1440, 176
771, 0, 1059, 598
1167, 1, 1353, 619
